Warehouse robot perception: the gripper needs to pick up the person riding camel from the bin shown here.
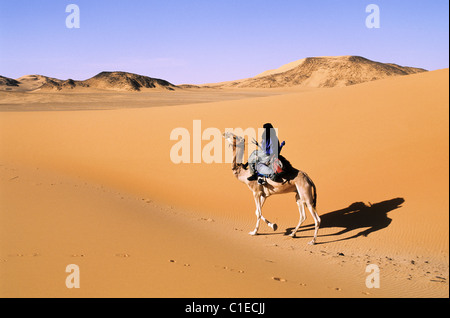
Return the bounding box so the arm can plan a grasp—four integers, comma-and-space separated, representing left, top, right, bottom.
247, 123, 283, 184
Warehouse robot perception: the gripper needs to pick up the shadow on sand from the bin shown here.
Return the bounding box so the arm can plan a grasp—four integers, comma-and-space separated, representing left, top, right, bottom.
286, 197, 405, 245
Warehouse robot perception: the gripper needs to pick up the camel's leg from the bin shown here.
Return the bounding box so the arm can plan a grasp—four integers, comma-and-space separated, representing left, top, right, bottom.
258, 196, 278, 232
249, 194, 276, 235
290, 193, 306, 238
305, 202, 321, 245
249, 193, 262, 235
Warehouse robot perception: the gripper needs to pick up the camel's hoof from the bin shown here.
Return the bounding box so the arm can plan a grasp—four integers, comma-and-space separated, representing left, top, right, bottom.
308, 240, 316, 245
248, 231, 258, 236
269, 223, 278, 231
289, 233, 296, 238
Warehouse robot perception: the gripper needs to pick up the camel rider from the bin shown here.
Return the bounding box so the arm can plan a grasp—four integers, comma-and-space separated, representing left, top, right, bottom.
247, 123, 281, 182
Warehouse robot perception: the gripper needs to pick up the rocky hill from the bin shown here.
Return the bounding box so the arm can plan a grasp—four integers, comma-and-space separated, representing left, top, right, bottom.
0, 75, 20, 88
0, 72, 177, 92
213, 56, 427, 88
40, 71, 176, 91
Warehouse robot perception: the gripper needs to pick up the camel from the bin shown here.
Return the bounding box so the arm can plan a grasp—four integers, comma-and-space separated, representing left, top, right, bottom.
223, 132, 321, 245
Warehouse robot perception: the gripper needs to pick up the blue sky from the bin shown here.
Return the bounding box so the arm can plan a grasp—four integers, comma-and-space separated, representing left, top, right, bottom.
0, 0, 448, 84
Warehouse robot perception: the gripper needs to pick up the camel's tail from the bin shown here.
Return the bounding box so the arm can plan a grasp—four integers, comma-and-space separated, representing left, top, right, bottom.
305, 173, 317, 209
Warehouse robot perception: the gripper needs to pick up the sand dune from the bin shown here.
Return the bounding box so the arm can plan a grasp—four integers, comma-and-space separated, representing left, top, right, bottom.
211, 56, 427, 88
16, 75, 55, 91
0, 69, 448, 297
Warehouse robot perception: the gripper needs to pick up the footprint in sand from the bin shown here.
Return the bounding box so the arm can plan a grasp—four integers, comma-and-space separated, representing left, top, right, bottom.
199, 218, 215, 222
228, 268, 244, 273
169, 260, 192, 268
7, 253, 41, 258
430, 276, 447, 283
217, 265, 244, 273
8, 253, 24, 257
115, 253, 130, 258
327, 286, 342, 291
271, 277, 287, 282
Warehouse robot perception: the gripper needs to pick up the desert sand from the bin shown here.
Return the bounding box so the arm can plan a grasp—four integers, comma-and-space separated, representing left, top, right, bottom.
0, 68, 448, 298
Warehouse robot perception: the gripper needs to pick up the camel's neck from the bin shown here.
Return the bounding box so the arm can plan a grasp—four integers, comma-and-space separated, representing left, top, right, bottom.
232, 143, 245, 168
231, 141, 248, 181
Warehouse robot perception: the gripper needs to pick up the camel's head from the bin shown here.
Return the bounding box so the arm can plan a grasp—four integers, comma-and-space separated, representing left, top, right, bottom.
223, 132, 245, 148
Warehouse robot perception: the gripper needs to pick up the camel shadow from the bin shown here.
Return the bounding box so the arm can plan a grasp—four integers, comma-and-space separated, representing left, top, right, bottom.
285, 197, 405, 245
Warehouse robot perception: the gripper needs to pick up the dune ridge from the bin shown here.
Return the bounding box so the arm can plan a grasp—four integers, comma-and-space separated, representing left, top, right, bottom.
211, 56, 427, 88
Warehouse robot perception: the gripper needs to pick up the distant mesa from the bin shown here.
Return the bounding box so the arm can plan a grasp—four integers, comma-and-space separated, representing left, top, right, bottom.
82, 71, 177, 91
210, 55, 427, 88
39, 71, 177, 92
0, 56, 427, 92
0, 72, 177, 92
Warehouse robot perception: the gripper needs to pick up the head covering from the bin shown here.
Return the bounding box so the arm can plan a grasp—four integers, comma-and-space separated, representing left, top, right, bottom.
261, 123, 280, 156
